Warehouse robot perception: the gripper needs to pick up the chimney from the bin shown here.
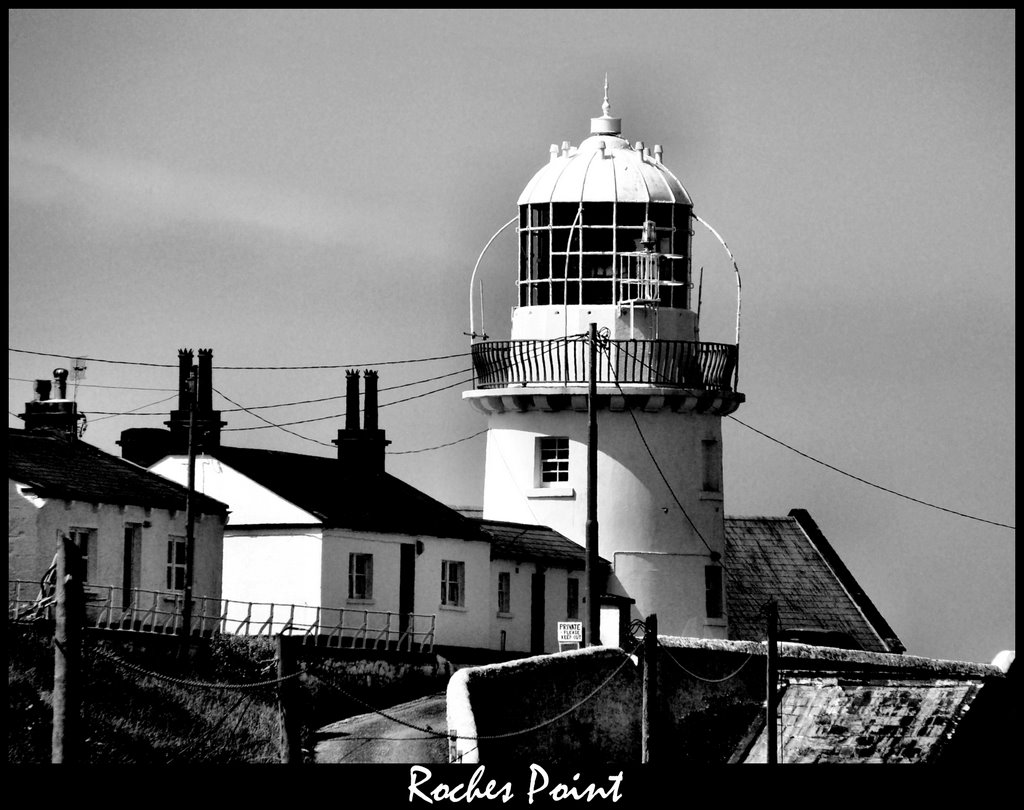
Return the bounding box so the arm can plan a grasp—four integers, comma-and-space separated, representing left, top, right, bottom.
333, 369, 391, 477
166, 347, 226, 454
177, 349, 193, 411
19, 368, 84, 439
364, 369, 379, 431
345, 369, 360, 430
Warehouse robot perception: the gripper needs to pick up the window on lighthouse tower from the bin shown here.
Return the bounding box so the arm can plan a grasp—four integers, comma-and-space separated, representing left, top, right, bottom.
538, 437, 570, 485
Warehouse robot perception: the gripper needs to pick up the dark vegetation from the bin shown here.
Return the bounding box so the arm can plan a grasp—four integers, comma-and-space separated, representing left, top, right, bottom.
8, 624, 449, 764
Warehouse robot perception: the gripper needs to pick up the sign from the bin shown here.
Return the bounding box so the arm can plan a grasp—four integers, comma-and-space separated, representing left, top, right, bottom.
557, 621, 583, 644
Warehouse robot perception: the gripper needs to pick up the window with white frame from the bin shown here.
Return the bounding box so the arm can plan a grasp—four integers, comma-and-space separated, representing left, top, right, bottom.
167, 536, 186, 591
567, 577, 580, 620
69, 527, 95, 582
538, 437, 569, 485
497, 571, 511, 614
348, 553, 373, 600
441, 560, 465, 607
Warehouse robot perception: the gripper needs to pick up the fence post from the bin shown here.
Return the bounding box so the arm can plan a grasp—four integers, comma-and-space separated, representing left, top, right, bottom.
52, 534, 84, 764
277, 633, 303, 764
766, 598, 779, 765
641, 612, 658, 764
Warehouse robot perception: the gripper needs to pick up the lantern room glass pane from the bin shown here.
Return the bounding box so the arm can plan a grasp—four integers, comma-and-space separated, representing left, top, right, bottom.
581, 201, 613, 226
617, 203, 647, 227
551, 203, 578, 226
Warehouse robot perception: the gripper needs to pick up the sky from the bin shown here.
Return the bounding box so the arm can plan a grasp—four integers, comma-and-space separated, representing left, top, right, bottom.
8, 9, 1014, 664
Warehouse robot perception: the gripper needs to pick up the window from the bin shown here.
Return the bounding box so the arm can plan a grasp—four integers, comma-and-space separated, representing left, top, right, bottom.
705, 566, 723, 619
167, 536, 186, 591
567, 577, 580, 620
497, 571, 511, 614
539, 437, 569, 485
348, 553, 373, 600
68, 527, 94, 582
441, 560, 465, 607
702, 439, 721, 492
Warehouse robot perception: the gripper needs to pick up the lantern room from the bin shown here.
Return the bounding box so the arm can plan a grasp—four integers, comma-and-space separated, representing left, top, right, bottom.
510, 89, 698, 344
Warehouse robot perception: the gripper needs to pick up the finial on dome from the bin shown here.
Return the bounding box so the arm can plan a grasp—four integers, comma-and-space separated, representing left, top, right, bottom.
591, 73, 621, 136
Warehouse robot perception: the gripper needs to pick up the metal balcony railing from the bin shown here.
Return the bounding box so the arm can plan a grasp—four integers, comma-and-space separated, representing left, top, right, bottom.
471, 338, 738, 392
8, 580, 436, 654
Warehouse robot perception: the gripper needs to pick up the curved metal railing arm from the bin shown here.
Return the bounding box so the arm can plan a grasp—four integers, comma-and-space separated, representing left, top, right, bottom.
468, 216, 518, 342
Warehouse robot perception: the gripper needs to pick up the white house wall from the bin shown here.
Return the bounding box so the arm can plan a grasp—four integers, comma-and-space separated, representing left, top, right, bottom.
7, 478, 223, 600
416, 536, 492, 650
222, 529, 323, 611
488, 559, 584, 654
150, 456, 319, 525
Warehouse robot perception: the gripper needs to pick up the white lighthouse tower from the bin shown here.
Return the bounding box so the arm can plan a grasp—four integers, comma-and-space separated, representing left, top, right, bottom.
464, 86, 744, 640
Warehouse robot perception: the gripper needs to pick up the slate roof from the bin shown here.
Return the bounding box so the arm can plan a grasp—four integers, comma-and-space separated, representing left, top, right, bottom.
724, 510, 904, 654
208, 445, 482, 540
738, 675, 989, 763
8, 428, 228, 515
475, 518, 610, 570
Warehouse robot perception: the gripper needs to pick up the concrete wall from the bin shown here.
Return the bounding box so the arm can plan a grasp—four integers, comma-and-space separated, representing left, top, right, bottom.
8, 479, 223, 600
447, 646, 641, 765
446, 637, 1011, 766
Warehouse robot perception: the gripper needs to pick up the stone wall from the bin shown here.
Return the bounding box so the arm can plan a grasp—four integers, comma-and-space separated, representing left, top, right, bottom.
447, 636, 1010, 766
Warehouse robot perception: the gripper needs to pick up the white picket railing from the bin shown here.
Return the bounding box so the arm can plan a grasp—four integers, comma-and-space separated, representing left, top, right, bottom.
8, 580, 435, 654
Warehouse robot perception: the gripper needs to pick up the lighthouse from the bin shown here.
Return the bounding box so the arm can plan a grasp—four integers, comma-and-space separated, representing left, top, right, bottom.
464, 85, 744, 640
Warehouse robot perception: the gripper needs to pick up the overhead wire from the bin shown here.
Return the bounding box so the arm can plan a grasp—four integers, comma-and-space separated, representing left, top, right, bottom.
221, 374, 476, 431
609, 337, 1014, 532
727, 415, 1015, 531
9, 346, 472, 370
597, 335, 721, 562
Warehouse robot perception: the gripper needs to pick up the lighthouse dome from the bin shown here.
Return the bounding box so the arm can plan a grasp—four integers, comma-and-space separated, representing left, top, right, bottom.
517, 131, 692, 206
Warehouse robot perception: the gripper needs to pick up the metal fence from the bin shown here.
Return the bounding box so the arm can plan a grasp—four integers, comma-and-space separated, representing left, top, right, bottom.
8, 580, 435, 654
471, 338, 738, 391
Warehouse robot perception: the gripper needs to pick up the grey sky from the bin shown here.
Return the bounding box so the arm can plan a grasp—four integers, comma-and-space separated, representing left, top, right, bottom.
8, 9, 1014, 663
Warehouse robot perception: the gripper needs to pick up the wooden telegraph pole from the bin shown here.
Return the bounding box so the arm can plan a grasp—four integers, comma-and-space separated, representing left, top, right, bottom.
766, 598, 779, 764
52, 534, 83, 763
277, 633, 303, 763
180, 366, 199, 657
585, 322, 600, 647
641, 613, 658, 764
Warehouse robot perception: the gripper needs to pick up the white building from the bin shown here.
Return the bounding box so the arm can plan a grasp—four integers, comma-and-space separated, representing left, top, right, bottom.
129, 361, 605, 657
9, 371, 228, 625
465, 88, 744, 640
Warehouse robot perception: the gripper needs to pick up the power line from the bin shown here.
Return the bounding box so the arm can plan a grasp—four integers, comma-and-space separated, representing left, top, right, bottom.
600, 338, 721, 562
727, 415, 1016, 531
607, 339, 1014, 532
213, 387, 336, 449
9, 346, 472, 370
388, 429, 488, 455
221, 375, 476, 431
215, 366, 475, 413
9, 377, 177, 392
87, 394, 179, 422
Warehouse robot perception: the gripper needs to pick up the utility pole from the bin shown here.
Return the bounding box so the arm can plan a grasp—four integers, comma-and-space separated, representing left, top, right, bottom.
52, 534, 83, 763
277, 633, 303, 763
765, 597, 779, 765
641, 612, 658, 764
180, 366, 198, 657
585, 322, 600, 647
